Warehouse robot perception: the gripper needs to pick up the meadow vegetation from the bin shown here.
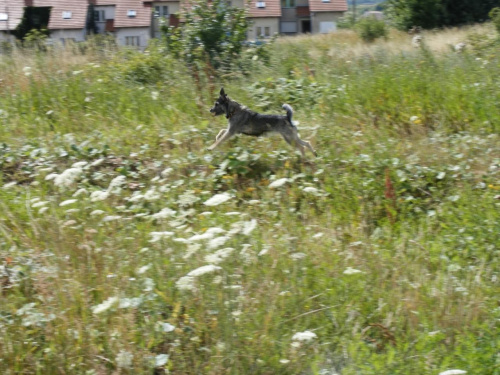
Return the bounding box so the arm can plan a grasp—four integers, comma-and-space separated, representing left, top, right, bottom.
0, 24, 499, 374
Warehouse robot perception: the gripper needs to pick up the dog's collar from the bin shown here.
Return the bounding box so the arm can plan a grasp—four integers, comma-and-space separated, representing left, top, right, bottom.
226, 109, 236, 119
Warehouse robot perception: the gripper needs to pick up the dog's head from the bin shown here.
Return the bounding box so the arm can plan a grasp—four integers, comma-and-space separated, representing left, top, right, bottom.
210, 88, 228, 117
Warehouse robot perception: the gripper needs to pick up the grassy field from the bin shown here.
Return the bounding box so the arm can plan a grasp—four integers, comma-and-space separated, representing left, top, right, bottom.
0, 25, 499, 374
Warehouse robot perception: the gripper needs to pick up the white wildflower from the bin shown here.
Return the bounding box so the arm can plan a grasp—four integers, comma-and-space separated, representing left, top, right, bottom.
90, 209, 105, 216
152, 207, 177, 220
160, 167, 173, 178
23, 66, 32, 76
158, 322, 175, 333
144, 187, 161, 201
90, 158, 104, 167
280, 359, 290, 364
92, 296, 118, 314
186, 264, 222, 277
54, 167, 83, 189
205, 248, 234, 264
116, 350, 133, 369
208, 236, 230, 249
137, 264, 151, 274
151, 91, 159, 101
177, 190, 200, 206
128, 194, 144, 203
3, 181, 17, 189
292, 330, 317, 342
107, 175, 126, 193
45, 173, 58, 181
155, 354, 169, 367
303, 186, 319, 194
73, 188, 88, 197
102, 215, 122, 222
72, 161, 88, 168
204, 192, 232, 206
269, 178, 290, 189
242, 219, 257, 235
149, 231, 174, 243
312, 233, 324, 238
32, 201, 48, 208
90, 190, 109, 202
59, 199, 77, 207
290, 252, 307, 260
176, 276, 197, 291
38, 207, 49, 214
119, 297, 142, 309
439, 371, 467, 375
410, 115, 419, 123
343, 267, 363, 275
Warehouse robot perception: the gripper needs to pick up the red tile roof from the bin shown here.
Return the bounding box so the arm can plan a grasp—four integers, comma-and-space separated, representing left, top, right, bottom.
309, 0, 347, 12
34, 0, 87, 29
248, 0, 281, 18
0, 0, 25, 31
113, 0, 151, 27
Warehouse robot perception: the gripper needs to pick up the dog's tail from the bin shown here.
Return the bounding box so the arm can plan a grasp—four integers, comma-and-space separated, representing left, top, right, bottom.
282, 104, 294, 126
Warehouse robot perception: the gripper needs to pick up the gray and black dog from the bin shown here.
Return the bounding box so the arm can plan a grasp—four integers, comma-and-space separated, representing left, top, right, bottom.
208, 88, 317, 157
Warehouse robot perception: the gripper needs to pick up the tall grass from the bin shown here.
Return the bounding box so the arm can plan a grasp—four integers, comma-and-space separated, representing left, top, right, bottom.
0, 26, 499, 374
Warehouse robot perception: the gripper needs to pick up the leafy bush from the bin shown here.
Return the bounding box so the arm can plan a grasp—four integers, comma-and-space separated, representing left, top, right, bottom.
356, 17, 388, 43
490, 7, 500, 34
163, 0, 250, 70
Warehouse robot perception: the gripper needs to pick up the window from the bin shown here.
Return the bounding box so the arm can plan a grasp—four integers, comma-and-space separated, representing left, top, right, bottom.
281, 0, 295, 8
256, 1, 266, 8
264, 27, 270, 37
0, 13, 8, 21
127, 9, 137, 17
154, 5, 168, 17
62, 11, 72, 19
94, 10, 105, 22
322, 0, 330, 2
125, 36, 140, 46
281, 21, 297, 33
319, 21, 336, 33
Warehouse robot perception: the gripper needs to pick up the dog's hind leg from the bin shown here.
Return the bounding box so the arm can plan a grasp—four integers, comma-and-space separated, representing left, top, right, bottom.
298, 138, 317, 157
281, 133, 306, 157
207, 129, 234, 151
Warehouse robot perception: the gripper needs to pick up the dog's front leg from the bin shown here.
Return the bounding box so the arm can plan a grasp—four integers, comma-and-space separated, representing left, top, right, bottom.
207, 129, 234, 151
215, 128, 227, 141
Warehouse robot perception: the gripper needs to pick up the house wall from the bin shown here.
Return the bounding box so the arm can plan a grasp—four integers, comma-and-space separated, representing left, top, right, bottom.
50, 29, 86, 44
247, 17, 279, 41
115, 27, 150, 49
0, 32, 14, 43
311, 11, 341, 34
94, 6, 115, 34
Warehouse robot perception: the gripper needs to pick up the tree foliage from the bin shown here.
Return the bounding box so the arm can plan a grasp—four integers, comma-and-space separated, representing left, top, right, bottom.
163, 0, 250, 69
387, 0, 500, 30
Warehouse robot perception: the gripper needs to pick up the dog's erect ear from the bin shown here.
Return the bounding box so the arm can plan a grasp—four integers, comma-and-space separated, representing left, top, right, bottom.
220, 87, 226, 98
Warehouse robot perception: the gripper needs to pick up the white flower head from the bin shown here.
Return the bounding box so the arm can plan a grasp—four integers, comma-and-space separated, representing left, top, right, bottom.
92, 296, 118, 314
203, 192, 232, 206
59, 199, 77, 207
205, 247, 234, 264
269, 178, 290, 189
116, 350, 133, 369
54, 167, 83, 189
292, 330, 317, 342
439, 371, 467, 375
149, 231, 174, 243
343, 267, 363, 275
90, 190, 109, 202
155, 353, 169, 367
186, 264, 222, 277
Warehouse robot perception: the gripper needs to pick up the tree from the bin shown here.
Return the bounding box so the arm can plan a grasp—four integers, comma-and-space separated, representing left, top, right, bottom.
386, 0, 500, 30
163, 0, 250, 70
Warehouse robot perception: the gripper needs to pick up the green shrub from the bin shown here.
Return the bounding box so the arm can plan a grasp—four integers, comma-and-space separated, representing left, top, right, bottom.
490, 7, 500, 34
356, 16, 388, 43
